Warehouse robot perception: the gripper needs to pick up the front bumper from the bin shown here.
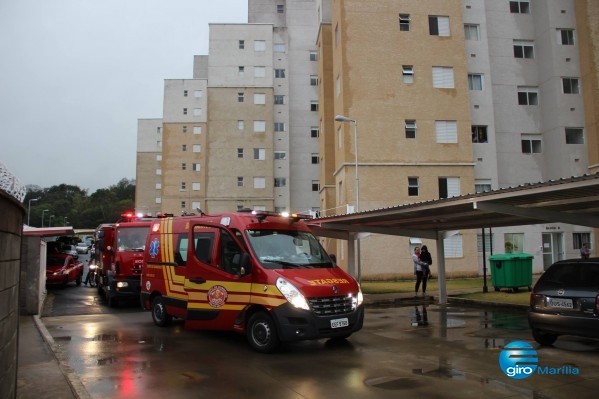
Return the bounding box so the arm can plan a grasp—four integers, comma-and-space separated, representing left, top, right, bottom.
271, 302, 364, 342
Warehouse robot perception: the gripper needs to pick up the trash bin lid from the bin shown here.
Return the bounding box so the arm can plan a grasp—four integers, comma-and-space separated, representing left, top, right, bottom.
489, 253, 534, 260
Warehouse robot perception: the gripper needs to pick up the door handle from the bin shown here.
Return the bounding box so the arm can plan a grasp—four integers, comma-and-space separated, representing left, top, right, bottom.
189, 277, 206, 284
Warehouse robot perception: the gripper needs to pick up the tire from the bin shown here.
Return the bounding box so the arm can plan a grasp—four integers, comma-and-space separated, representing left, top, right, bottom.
151, 296, 172, 327
247, 311, 279, 353
89, 273, 97, 288
107, 293, 118, 308
76, 274, 82, 286
532, 329, 558, 346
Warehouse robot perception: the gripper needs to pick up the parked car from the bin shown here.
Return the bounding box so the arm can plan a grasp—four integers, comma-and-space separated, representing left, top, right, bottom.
76, 241, 90, 254
528, 258, 599, 346
61, 244, 79, 260
46, 254, 84, 286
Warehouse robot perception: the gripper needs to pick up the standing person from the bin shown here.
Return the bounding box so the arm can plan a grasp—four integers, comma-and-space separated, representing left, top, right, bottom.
420, 245, 433, 279
580, 243, 591, 259
412, 247, 429, 297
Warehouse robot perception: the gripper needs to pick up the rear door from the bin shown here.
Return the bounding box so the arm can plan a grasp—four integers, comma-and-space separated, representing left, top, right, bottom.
184, 224, 252, 330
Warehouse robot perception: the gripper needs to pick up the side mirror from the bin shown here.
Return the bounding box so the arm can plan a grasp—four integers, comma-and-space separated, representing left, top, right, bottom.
329, 254, 337, 264
238, 253, 252, 275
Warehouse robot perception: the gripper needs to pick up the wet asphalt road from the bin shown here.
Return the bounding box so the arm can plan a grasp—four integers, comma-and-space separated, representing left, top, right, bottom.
41, 257, 599, 399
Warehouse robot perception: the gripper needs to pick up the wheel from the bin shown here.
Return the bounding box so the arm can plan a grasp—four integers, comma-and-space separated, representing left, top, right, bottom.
247, 311, 279, 353
107, 293, 118, 308
76, 274, 82, 286
494, 286, 500, 292
532, 329, 558, 346
89, 273, 97, 288
151, 296, 172, 327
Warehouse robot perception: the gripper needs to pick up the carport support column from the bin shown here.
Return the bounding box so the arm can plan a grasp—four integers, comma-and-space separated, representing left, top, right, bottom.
347, 232, 357, 278
436, 231, 447, 305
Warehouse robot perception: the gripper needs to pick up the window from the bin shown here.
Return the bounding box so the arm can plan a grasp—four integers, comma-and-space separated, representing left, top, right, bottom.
237, 148, 244, 158
274, 95, 285, 105
405, 120, 416, 139
182, 126, 188, 133
155, 183, 161, 189
510, 1, 530, 14
310, 51, 318, 61
438, 177, 460, 198
254, 40, 266, 51
311, 127, 319, 138
274, 151, 286, 160
193, 108, 202, 116
310, 75, 318, 86
435, 120, 458, 143
573, 233, 591, 250
238, 120, 245, 130
155, 197, 161, 204
477, 232, 495, 253
562, 78, 580, 94
182, 144, 187, 152
336, 75, 341, 96
180, 182, 186, 191
408, 177, 419, 196
311, 153, 319, 164
254, 148, 266, 160
464, 24, 480, 40
193, 126, 202, 135
156, 168, 162, 175
254, 177, 266, 189
192, 163, 201, 172
338, 126, 343, 149
521, 134, 542, 154
238, 92, 244, 102
504, 233, 524, 253
513, 40, 534, 58
254, 93, 266, 105
274, 43, 286, 53
558, 29, 575, 45
310, 101, 319, 112
253, 120, 266, 132
335, 24, 339, 47
254, 66, 266, 78
429, 16, 450, 36
565, 128, 584, 144
183, 90, 188, 97
181, 201, 186, 209
432, 67, 454, 88
156, 155, 162, 161
192, 144, 201, 153
277, 4, 284, 13
194, 90, 203, 98
517, 87, 538, 105
475, 180, 492, 193
402, 65, 414, 84
237, 177, 244, 187
275, 68, 286, 78
274, 178, 286, 187
399, 14, 410, 31
444, 234, 463, 258
192, 182, 200, 191
239, 40, 245, 49
274, 122, 285, 132
181, 163, 187, 170
471, 125, 488, 143
183, 108, 188, 115
468, 74, 483, 90
238, 66, 245, 75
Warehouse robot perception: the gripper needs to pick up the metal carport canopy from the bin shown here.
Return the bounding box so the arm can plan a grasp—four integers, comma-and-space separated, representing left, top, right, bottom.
307, 173, 599, 304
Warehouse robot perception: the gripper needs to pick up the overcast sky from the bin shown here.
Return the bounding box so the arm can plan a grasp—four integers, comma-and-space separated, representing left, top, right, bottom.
0, 0, 248, 193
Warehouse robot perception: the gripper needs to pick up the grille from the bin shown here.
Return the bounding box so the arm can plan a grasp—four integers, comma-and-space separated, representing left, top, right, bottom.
308, 296, 353, 316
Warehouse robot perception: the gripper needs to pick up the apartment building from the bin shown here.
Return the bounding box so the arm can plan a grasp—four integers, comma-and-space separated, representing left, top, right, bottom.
135, 118, 163, 217
136, 0, 598, 278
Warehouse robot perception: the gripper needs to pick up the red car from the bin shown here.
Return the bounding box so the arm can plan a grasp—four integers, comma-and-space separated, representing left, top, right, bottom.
46, 254, 84, 286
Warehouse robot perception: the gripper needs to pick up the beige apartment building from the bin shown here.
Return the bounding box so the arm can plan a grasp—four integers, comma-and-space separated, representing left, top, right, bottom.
137, 0, 599, 279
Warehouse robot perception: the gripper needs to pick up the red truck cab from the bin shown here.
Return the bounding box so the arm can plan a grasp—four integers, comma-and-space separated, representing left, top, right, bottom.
94, 216, 151, 307
141, 210, 364, 353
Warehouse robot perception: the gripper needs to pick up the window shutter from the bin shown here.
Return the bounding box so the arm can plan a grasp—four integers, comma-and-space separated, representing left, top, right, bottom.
432, 67, 454, 88
435, 121, 458, 143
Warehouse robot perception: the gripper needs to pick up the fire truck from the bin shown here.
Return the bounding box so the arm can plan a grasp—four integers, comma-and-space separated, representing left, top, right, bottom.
141, 210, 364, 353
94, 213, 152, 307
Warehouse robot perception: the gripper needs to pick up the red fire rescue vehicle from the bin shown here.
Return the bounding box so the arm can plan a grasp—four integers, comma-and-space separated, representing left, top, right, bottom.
94, 213, 152, 307
140, 210, 364, 353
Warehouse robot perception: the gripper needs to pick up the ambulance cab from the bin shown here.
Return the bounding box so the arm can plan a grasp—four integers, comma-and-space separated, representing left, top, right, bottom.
141, 210, 364, 353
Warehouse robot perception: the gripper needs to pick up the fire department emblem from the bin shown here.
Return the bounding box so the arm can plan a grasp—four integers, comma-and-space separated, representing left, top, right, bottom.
149, 238, 159, 258
207, 285, 228, 308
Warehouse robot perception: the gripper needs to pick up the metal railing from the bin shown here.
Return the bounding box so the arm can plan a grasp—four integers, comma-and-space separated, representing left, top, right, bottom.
0, 162, 26, 202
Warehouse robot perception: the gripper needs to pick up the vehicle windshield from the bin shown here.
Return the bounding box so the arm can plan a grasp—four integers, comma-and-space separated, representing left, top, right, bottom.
116, 226, 148, 252
245, 229, 333, 269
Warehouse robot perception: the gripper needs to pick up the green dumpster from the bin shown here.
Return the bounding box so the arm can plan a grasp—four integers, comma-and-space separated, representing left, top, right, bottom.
488, 253, 533, 292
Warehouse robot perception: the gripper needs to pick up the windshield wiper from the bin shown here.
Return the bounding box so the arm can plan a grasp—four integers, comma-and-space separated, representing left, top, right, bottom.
263, 260, 304, 268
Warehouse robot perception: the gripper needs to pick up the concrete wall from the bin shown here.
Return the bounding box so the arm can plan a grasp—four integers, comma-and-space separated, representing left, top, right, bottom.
0, 191, 24, 399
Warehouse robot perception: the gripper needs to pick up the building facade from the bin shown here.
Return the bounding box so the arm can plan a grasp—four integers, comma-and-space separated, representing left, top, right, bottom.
136, 0, 599, 278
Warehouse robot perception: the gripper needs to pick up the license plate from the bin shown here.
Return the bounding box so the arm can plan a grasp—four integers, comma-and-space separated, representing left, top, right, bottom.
547, 297, 573, 309
330, 318, 349, 329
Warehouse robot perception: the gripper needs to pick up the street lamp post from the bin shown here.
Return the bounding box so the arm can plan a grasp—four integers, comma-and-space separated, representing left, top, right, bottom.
335, 115, 359, 212
41, 209, 49, 227
49, 215, 55, 227
27, 198, 40, 226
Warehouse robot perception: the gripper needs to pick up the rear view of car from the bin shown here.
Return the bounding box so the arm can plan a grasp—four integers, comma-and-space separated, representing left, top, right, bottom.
528, 258, 599, 345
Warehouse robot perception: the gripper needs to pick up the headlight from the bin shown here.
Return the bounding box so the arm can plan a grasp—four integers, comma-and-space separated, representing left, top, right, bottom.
351, 289, 364, 310
116, 281, 129, 288
276, 277, 310, 310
